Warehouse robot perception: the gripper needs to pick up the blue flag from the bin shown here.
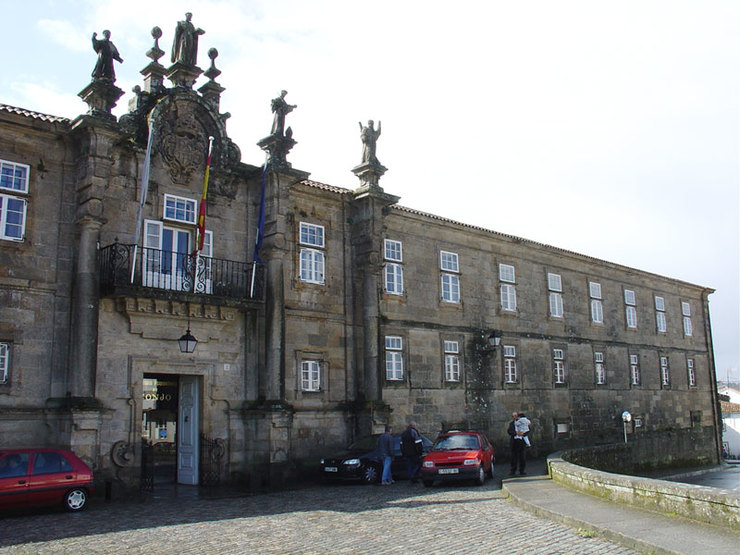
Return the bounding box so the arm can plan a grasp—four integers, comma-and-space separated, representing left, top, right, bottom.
253, 164, 268, 263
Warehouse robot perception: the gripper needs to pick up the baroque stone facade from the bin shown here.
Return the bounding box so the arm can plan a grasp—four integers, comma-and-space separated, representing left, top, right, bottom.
0, 18, 721, 491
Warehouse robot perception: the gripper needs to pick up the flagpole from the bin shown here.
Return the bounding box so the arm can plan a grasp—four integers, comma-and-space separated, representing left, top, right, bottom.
193, 136, 214, 293
131, 117, 155, 284
250, 158, 269, 298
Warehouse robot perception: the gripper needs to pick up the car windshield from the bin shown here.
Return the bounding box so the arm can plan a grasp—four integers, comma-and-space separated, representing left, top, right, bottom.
433, 435, 480, 451
348, 435, 378, 451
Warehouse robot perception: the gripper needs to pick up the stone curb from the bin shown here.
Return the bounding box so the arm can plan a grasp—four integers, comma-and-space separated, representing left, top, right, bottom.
501, 477, 680, 555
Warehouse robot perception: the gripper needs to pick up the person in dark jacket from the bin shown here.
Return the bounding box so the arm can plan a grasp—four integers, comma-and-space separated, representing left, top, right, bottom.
401, 421, 423, 483
378, 425, 394, 485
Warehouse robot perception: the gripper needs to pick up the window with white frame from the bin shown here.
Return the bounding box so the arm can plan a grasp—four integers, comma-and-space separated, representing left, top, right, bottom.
440, 251, 460, 303
385, 336, 403, 380
548, 273, 563, 318
143, 219, 212, 292
655, 296, 667, 333
0, 342, 9, 384
630, 354, 641, 386
301, 360, 321, 391
687, 358, 696, 387
660, 356, 670, 387
0, 159, 30, 242
594, 351, 606, 385
589, 281, 604, 323
163, 194, 197, 224
682, 302, 693, 336
624, 289, 637, 328
299, 222, 325, 284
384, 239, 403, 295
503, 345, 518, 383
444, 340, 460, 382
499, 263, 517, 312
553, 349, 566, 384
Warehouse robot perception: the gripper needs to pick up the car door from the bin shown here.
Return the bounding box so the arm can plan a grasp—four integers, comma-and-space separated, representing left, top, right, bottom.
0, 452, 31, 509
25, 451, 77, 508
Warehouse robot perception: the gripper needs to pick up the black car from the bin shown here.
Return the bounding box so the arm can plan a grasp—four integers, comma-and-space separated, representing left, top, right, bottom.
320, 433, 433, 484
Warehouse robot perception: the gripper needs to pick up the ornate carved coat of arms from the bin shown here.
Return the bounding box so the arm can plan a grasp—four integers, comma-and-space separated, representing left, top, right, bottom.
158, 102, 208, 184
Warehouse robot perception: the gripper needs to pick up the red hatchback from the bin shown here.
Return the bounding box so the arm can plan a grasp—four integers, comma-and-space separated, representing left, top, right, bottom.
0, 448, 95, 512
420, 430, 495, 486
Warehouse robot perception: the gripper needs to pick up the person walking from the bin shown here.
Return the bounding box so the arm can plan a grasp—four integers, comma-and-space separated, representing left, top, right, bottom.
401, 421, 423, 483
378, 425, 394, 485
508, 412, 527, 475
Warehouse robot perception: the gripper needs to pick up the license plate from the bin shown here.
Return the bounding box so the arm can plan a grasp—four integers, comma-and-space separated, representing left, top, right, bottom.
323, 466, 338, 472
438, 468, 459, 475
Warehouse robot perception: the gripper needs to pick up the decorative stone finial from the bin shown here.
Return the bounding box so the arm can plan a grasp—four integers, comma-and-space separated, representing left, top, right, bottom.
204, 48, 221, 82
146, 27, 165, 63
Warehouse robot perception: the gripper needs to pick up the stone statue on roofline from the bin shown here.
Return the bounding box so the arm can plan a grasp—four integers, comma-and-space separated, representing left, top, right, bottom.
91, 30, 123, 81
359, 120, 381, 166
271, 90, 297, 137
171, 12, 205, 66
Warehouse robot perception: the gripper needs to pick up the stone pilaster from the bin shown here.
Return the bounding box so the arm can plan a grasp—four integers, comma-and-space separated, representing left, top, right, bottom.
69, 210, 105, 398
350, 185, 399, 434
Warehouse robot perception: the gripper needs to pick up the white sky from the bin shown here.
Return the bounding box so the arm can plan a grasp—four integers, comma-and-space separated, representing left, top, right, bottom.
2, 0, 738, 381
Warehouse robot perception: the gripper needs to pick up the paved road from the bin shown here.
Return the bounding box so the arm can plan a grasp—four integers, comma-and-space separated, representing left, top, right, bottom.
0, 480, 637, 554
669, 463, 740, 491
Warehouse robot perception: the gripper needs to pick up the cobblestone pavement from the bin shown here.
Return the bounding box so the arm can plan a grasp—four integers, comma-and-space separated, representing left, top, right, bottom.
0, 481, 637, 555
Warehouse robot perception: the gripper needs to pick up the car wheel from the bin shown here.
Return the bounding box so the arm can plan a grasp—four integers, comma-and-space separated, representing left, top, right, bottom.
422, 480, 433, 487
63, 488, 87, 511
361, 464, 380, 484
475, 465, 486, 486
488, 462, 495, 479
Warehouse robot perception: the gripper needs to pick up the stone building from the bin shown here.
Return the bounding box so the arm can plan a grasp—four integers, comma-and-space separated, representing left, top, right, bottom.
0, 16, 721, 490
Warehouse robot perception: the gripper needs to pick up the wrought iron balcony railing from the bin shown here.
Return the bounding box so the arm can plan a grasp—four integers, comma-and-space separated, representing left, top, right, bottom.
99, 242, 264, 301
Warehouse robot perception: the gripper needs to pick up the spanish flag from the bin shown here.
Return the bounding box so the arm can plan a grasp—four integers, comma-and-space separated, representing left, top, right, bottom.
196, 136, 214, 253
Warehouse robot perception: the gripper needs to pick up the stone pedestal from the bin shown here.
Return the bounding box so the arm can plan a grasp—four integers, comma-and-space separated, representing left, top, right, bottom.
78, 80, 124, 120
257, 134, 296, 169
352, 161, 388, 190
166, 62, 203, 89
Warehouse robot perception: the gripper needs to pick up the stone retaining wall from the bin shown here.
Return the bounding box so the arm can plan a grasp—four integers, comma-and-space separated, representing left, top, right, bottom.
547, 451, 740, 529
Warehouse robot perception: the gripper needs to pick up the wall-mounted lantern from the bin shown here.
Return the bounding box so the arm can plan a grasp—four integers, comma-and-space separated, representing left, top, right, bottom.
485, 330, 502, 352
178, 312, 198, 353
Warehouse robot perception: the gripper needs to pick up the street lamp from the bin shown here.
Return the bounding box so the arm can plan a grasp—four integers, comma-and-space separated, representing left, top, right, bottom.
486, 330, 502, 351
178, 312, 198, 353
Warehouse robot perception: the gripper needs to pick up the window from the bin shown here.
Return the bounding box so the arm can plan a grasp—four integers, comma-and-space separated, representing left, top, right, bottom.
660, 356, 670, 387
499, 264, 517, 312
0, 342, 8, 384
440, 251, 460, 303
594, 351, 606, 385
589, 281, 603, 324
384, 239, 403, 295
630, 354, 641, 386
655, 296, 667, 333
682, 302, 693, 337
32, 451, 73, 474
0, 160, 30, 193
300, 222, 324, 247
299, 222, 325, 284
687, 358, 696, 387
624, 289, 637, 328
143, 220, 212, 292
163, 194, 197, 224
444, 341, 460, 382
548, 273, 563, 318
553, 349, 566, 384
503, 345, 518, 383
385, 336, 403, 380
301, 360, 321, 392
0, 159, 30, 242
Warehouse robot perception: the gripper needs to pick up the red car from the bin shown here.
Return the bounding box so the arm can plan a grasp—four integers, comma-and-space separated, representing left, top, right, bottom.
0, 448, 95, 512
420, 430, 495, 486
